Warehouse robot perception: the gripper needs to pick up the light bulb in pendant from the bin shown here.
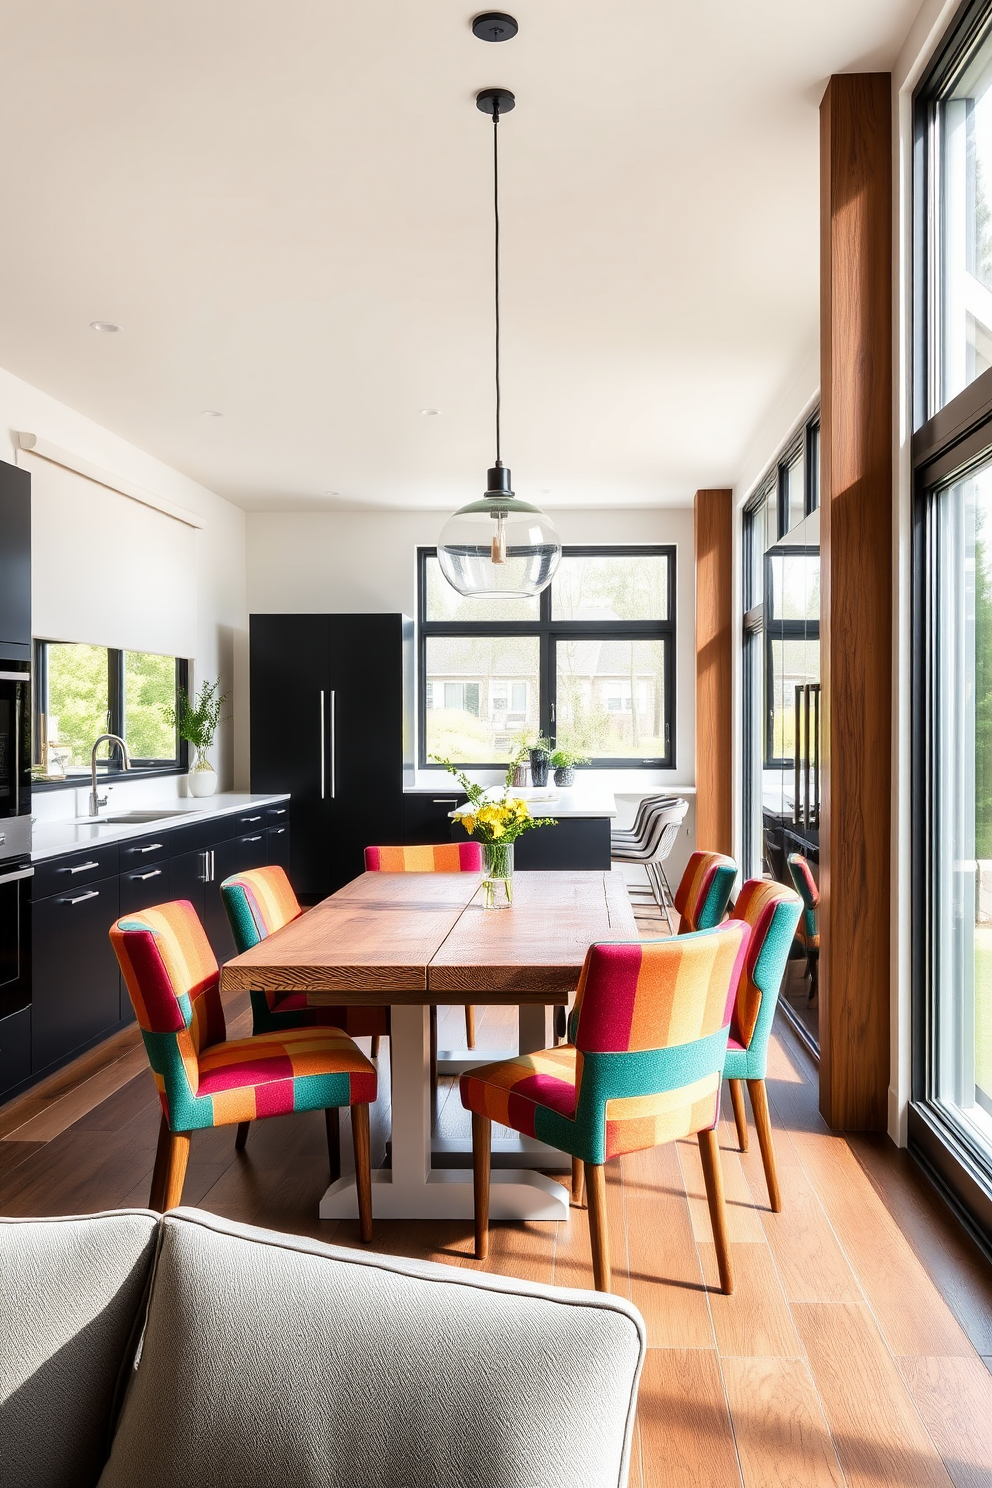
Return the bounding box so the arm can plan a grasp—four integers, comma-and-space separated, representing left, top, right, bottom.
491, 510, 507, 564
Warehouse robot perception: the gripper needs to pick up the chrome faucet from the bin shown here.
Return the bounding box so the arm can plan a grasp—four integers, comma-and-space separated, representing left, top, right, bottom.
90, 734, 131, 816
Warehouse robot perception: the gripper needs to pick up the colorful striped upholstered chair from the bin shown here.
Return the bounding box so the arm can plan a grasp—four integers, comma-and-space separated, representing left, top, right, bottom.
220, 866, 390, 1056
110, 900, 375, 1239
787, 852, 820, 1000
674, 850, 738, 933
365, 842, 483, 1049
460, 921, 751, 1294
723, 878, 803, 1212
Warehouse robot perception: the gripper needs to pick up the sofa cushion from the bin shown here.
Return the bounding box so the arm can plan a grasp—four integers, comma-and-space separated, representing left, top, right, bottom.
99, 1206, 645, 1488
0, 1209, 159, 1488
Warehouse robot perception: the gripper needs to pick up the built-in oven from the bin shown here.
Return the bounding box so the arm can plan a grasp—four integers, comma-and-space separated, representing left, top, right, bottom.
0, 651, 31, 863
0, 858, 32, 1018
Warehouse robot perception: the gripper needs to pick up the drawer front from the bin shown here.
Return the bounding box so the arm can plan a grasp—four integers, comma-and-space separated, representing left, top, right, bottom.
32, 874, 121, 1072
233, 807, 270, 832
233, 829, 268, 871
265, 803, 290, 826
167, 816, 235, 857
119, 859, 170, 915
266, 824, 291, 871
33, 843, 120, 900
119, 835, 172, 870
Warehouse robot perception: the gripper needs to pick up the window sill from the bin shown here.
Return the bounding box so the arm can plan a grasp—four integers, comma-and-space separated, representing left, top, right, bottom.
31, 765, 188, 793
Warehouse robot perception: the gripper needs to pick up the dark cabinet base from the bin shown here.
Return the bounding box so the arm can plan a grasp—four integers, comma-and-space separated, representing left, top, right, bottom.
0, 1006, 31, 1099
451, 816, 612, 871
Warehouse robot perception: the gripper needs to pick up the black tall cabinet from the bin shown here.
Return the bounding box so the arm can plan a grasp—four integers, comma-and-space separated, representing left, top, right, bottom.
249, 614, 414, 898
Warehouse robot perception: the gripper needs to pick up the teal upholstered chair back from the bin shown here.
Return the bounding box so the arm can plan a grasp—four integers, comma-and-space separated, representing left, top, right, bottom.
724, 878, 803, 1078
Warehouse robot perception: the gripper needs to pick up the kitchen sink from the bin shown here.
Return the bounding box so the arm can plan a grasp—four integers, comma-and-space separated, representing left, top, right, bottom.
74, 809, 192, 825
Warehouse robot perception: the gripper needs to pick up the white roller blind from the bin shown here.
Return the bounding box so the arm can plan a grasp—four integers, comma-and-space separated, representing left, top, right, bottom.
25, 451, 198, 658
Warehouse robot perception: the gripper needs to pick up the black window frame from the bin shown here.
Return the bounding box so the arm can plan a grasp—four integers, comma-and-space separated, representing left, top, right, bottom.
762, 545, 822, 770
32, 639, 190, 787
417, 544, 677, 771
911, 0, 992, 1253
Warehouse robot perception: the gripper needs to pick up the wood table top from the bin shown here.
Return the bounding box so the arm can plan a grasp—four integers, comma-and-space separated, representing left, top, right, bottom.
219, 870, 636, 1005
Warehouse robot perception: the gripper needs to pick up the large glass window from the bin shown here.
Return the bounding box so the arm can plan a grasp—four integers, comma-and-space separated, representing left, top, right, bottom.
34, 641, 187, 778
419, 546, 676, 767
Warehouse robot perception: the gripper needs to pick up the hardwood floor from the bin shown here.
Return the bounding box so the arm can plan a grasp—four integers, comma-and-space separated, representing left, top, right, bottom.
3, 994, 992, 1486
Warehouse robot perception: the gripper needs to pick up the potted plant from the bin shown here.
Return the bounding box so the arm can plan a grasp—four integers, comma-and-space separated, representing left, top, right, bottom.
432, 754, 555, 908
165, 679, 230, 797
527, 734, 553, 788
549, 743, 590, 788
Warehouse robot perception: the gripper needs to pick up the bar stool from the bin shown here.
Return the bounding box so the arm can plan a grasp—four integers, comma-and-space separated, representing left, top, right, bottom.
611, 797, 688, 932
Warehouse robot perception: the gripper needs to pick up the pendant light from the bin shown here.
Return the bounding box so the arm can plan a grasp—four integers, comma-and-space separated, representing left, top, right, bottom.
437, 79, 562, 599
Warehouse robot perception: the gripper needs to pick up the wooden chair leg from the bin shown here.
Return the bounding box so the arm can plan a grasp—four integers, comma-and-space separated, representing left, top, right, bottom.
464, 1004, 476, 1049
728, 1079, 749, 1152
585, 1163, 611, 1293
351, 1103, 373, 1244
746, 1078, 782, 1213
698, 1127, 733, 1294
371, 1035, 381, 1058
148, 1114, 172, 1210
325, 1106, 341, 1182
235, 1121, 250, 1151
471, 1112, 491, 1260
571, 1155, 586, 1207
149, 1116, 191, 1213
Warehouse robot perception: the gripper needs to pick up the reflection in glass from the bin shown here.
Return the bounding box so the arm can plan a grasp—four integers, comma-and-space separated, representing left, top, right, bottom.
425, 555, 539, 622
933, 461, 992, 1151
940, 34, 992, 408
556, 638, 666, 758
784, 453, 805, 533
424, 635, 540, 763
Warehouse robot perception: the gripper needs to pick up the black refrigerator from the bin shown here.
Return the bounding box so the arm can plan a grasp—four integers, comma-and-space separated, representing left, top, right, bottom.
249, 614, 414, 898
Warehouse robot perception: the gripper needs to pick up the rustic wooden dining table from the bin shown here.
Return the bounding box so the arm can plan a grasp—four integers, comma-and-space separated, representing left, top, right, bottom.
220, 868, 637, 1222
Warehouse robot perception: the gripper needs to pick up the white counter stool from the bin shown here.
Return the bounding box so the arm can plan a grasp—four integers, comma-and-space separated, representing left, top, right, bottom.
610, 797, 688, 932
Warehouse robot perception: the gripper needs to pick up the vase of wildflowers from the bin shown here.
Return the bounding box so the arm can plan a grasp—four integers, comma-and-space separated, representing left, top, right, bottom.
432, 755, 556, 909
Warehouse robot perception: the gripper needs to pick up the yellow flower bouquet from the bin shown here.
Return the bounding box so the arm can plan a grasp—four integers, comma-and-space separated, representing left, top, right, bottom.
432, 755, 555, 907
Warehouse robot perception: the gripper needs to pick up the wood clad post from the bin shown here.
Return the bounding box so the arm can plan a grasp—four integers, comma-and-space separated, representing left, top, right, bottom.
819, 74, 892, 1130
694, 488, 734, 855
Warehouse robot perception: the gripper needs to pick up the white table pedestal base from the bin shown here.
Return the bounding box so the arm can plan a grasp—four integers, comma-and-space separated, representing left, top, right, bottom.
317, 1003, 570, 1223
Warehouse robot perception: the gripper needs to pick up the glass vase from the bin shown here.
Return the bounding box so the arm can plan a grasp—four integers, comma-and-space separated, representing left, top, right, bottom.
481, 840, 514, 909
187, 745, 217, 798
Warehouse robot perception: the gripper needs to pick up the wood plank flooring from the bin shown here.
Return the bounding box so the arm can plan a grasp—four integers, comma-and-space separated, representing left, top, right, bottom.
2, 990, 992, 1485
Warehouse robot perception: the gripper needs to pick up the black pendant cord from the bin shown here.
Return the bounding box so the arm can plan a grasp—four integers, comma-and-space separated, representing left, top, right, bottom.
493, 100, 502, 467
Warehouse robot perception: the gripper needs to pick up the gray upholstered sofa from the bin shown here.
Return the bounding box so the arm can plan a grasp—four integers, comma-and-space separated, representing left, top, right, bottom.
0, 1207, 645, 1488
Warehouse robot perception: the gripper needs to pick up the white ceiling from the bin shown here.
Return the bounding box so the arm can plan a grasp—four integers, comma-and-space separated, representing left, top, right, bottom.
0, 1, 920, 511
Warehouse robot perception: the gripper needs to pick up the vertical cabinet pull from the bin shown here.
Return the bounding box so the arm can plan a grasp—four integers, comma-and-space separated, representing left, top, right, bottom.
329, 689, 336, 799
319, 690, 326, 800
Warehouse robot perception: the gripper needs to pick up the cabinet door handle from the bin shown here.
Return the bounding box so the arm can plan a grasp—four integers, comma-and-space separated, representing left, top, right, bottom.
432, 798, 458, 804
241, 834, 263, 844
132, 869, 162, 882
60, 890, 100, 906
242, 815, 262, 823
270, 827, 286, 836
329, 690, 336, 799
136, 843, 164, 855
269, 808, 287, 816
64, 860, 100, 874
199, 851, 209, 882
319, 690, 326, 799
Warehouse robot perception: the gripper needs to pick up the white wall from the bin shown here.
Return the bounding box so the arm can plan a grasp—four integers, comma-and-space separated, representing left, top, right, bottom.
0, 363, 248, 789
246, 504, 697, 792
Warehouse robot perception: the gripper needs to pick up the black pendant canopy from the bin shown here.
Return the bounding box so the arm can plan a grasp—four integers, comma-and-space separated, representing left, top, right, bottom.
472, 12, 518, 42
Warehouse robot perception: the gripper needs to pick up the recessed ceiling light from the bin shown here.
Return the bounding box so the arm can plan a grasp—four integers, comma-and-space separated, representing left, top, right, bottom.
323, 489, 340, 497
201, 409, 223, 418
89, 321, 121, 332
420, 408, 440, 417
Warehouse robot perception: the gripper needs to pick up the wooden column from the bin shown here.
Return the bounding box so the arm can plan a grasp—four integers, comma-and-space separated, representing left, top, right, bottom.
819, 74, 892, 1130
694, 488, 733, 856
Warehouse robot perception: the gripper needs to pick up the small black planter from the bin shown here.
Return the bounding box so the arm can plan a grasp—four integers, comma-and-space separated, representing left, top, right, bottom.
529, 749, 549, 787
553, 766, 575, 788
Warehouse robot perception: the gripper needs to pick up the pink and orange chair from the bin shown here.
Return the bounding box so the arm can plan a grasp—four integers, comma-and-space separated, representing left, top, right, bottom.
787, 852, 820, 1001
460, 920, 751, 1294
220, 865, 391, 1055
674, 849, 738, 934
364, 842, 482, 1050
110, 900, 375, 1239
722, 877, 803, 1212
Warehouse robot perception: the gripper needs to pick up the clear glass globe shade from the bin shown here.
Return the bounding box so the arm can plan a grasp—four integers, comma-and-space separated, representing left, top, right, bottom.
437, 497, 562, 598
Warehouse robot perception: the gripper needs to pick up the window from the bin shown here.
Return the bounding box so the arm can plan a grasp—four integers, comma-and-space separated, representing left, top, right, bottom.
913, 3, 992, 1246
34, 641, 188, 778
418, 546, 676, 768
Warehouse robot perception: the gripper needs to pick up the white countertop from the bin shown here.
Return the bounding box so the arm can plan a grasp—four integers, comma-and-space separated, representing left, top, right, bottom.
445, 785, 617, 821
29, 792, 290, 862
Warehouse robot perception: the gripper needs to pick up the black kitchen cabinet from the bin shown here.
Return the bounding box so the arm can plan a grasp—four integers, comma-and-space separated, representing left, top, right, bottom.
267, 823, 291, 871
0, 1006, 31, 1097
402, 791, 466, 845
250, 614, 413, 897
0, 460, 30, 647
32, 874, 121, 1074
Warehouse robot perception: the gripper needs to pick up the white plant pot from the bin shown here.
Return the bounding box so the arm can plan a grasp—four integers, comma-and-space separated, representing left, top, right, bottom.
187, 756, 217, 797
